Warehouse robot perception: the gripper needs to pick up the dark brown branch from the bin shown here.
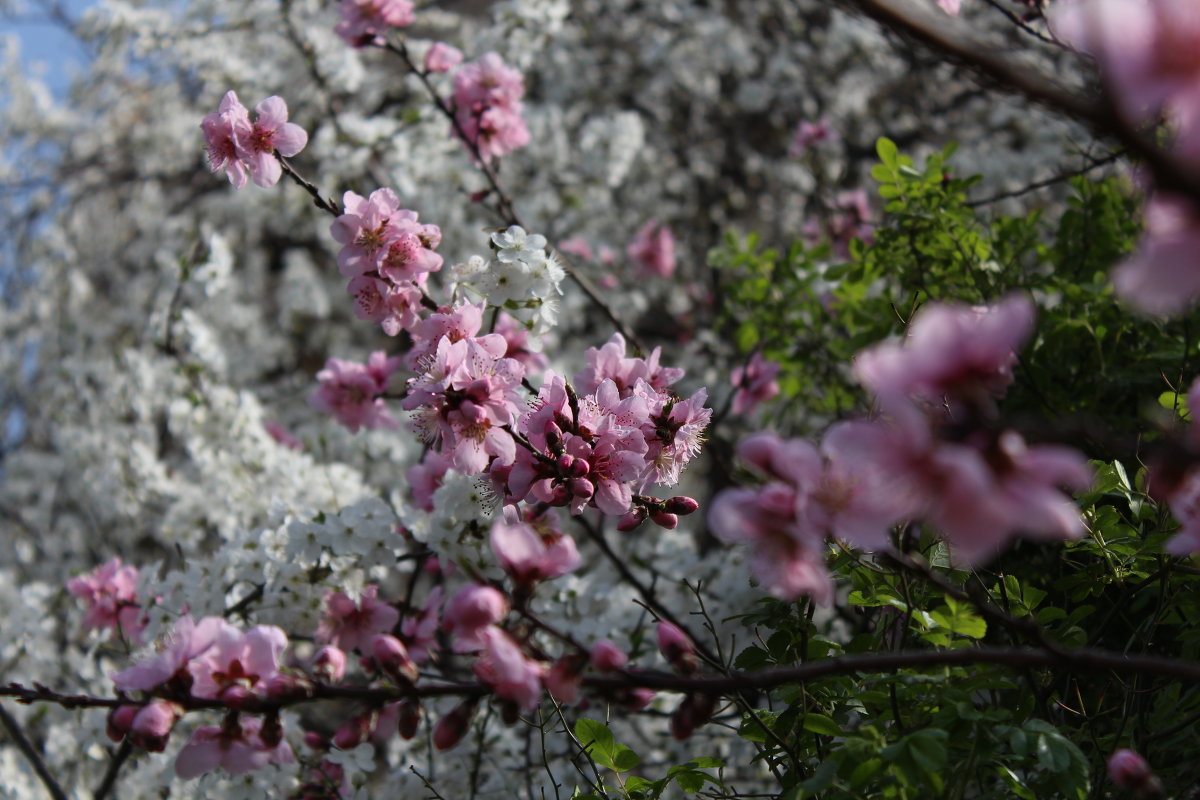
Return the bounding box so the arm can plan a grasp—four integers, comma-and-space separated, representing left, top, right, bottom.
844, 0, 1200, 203
0, 702, 70, 800
92, 740, 133, 800
279, 157, 341, 217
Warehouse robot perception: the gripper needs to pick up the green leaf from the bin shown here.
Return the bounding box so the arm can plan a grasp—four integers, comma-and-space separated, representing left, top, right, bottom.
612, 745, 640, 772
802, 714, 841, 737
876, 137, 899, 169
574, 718, 617, 770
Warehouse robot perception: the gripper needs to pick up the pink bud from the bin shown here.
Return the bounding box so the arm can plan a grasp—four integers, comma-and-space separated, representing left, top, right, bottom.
265, 672, 308, 701
129, 701, 182, 752
617, 508, 647, 532
397, 698, 421, 740
107, 705, 139, 742
557, 454, 575, 472
333, 714, 370, 750
569, 478, 594, 500
670, 693, 716, 740
590, 639, 628, 672
650, 511, 678, 529
303, 731, 329, 751
665, 496, 699, 515
1108, 748, 1154, 790
628, 687, 655, 710
218, 685, 253, 709
433, 701, 476, 751
312, 645, 347, 683
657, 621, 698, 674
568, 458, 590, 478
372, 634, 418, 684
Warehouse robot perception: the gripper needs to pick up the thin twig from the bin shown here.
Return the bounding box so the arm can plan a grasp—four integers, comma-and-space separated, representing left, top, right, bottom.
0, 703, 70, 800
92, 740, 133, 800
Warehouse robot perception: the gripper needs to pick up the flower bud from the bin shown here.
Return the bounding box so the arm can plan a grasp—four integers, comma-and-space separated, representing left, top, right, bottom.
590, 639, 628, 672
557, 453, 574, 472
569, 478, 594, 500
312, 645, 347, 683
650, 511, 678, 529
617, 507, 647, 532
433, 701, 476, 751
657, 621, 698, 674
628, 687, 655, 711
670, 693, 716, 740
664, 496, 699, 515
1108, 748, 1162, 796
265, 672, 309, 702
107, 704, 139, 742
129, 700, 182, 752
397, 698, 421, 740
568, 458, 590, 478
372, 634, 418, 685
333, 714, 371, 750
303, 731, 329, 752
218, 685, 254, 710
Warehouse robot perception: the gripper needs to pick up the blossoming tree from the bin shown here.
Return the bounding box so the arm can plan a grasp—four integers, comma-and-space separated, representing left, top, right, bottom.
2, 0, 1200, 798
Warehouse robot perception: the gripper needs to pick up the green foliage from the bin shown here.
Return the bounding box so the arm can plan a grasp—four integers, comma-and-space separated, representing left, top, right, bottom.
708, 138, 1200, 797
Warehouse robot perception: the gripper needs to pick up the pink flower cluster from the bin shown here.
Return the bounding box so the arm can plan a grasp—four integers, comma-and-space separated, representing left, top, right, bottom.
451, 52, 531, 163
490, 333, 708, 526
201, 91, 307, 189
710, 296, 1093, 600
1052, 0, 1200, 315
402, 326, 526, 474
309, 351, 402, 433
627, 220, 677, 279
330, 188, 444, 336
67, 557, 144, 640
108, 615, 294, 778
334, 0, 414, 48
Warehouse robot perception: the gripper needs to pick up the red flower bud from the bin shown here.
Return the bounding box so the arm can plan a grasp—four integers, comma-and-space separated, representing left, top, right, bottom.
664, 496, 699, 515
433, 701, 476, 751
107, 704, 139, 742
650, 511, 678, 529
397, 698, 421, 740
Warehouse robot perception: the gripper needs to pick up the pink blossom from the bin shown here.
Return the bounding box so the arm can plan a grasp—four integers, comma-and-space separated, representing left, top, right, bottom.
316, 585, 400, 654
331, 188, 403, 278
473, 627, 543, 709
407, 451, 452, 512
494, 311, 549, 373
854, 294, 1034, 419
424, 42, 463, 73
309, 352, 402, 433
66, 557, 143, 638
400, 584, 443, 663
452, 53, 531, 162
730, 352, 782, 414
187, 621, 288, 700
175, 717, 295, 778
544, 655, 585, 704
656, 621, 698, 674
1112, 193, 1200, 316
626, 220, 677, 279
574, 333, 684, 396
335, 0, 415, 48
1052, 0, 1200, 157
935, 0, 961, 15
442, 584, 508, 653
371, 634, 418, 683
490, 513, 581, 586
111, 615, 224, 692
200, 91, 252, 189
239, 96, 308, 188
789, 118, 838, 156
590, 640, 628, 672
1107, 748, 1156, 791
